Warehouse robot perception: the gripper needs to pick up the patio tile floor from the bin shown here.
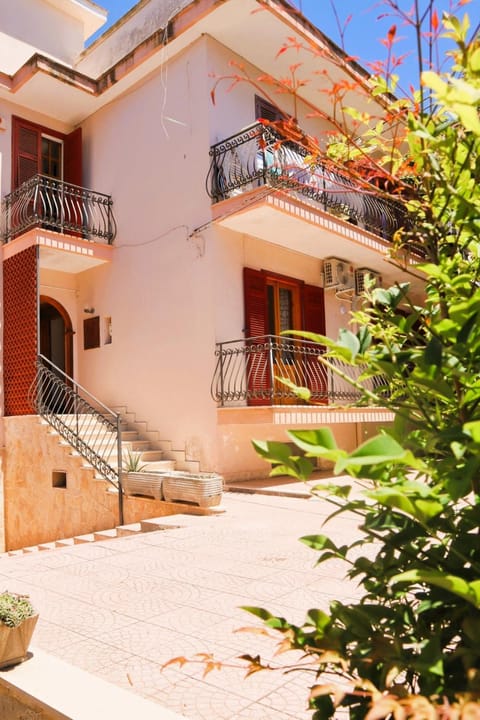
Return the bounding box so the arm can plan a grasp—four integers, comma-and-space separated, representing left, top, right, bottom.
0, 482, 362, 719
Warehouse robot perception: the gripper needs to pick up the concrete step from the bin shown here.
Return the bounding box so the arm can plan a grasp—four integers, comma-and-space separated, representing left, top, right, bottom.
139, 450, 164, 462
122, 440, 152, 452
140, 514, 207, 531
38, 542, 57, 551
55, 538, 76, 548
22, 545, 42, 554
93, 529, 119, 541
116, 523, 143, 537
171, 459, 201, 474
120, 431, 141, 442
142, 460, 175, 472
73, 533, 97, 544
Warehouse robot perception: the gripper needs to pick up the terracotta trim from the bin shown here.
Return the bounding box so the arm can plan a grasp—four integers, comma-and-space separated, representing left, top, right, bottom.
217, 405, 393, 425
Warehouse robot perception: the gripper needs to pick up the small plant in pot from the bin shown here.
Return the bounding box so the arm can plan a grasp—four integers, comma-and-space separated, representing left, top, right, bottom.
0, 591, 38, 669
122, 449, 147, 474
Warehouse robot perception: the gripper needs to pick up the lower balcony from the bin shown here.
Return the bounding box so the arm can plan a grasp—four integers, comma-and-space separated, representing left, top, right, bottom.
2, 174, 116, 245
211, 334, 387, 408
2, 174, 116, 273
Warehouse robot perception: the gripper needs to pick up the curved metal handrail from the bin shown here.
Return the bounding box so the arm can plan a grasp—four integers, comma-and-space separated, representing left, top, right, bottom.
211, 334, 388, 406
207, 122, 406, 241
28, 355, 124, 524
2, 174, 116, 244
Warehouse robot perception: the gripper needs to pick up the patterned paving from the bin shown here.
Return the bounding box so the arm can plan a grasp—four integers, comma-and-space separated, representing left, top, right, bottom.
0, 487, 362, 719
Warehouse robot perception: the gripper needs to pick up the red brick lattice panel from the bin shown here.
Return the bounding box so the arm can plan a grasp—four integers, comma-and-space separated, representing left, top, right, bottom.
4, 246, 38, 415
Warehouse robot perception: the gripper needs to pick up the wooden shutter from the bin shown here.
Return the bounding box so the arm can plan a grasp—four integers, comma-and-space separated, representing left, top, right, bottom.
84, 316, 100, 350
302, 284, 327, 402
12, 117, 40, 188
63, 128, 82, 186
243, 267, 270, 405
244, 267, 267, 338
64, 127, 83, 234
302, 284, 325, 334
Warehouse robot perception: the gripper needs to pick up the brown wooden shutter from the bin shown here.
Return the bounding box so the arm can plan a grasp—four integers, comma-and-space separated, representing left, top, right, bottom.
302, 284, 327, 402
63, 128, 82, 186
12, 117, 40, 189
243, 267, 270, 405
244, 267, 267, 338
302, 284, 325, 334
84, 316, 100, 350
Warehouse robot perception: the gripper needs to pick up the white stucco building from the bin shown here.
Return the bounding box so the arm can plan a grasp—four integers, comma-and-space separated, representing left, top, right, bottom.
0, 0, 422, 549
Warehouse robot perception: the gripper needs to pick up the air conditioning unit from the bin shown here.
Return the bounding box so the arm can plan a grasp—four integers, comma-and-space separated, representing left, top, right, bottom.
323, 257, 354, 290
355, 268, 382, 296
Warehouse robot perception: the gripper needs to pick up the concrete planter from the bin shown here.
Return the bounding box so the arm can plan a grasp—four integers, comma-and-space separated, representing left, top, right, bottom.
161, 472, 224, 507
122, 472, 163, 500
0, 614, 38, 669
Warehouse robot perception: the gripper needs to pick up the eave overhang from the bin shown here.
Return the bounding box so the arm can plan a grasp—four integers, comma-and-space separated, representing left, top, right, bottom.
0, 0, 385, 127
211, 188, 424, 298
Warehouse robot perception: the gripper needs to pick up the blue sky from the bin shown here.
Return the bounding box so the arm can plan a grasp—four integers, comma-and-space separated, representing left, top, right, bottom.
91, 1, 479, 93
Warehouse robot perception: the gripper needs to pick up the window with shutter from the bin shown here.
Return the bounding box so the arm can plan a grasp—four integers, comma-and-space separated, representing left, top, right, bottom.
12, 116, 82, 189
255, 95, 284, 123
244, 268, 326, 405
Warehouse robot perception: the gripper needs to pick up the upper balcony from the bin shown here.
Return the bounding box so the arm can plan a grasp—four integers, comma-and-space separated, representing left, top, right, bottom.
207, 122, 408, 274
1, 175, 116, 273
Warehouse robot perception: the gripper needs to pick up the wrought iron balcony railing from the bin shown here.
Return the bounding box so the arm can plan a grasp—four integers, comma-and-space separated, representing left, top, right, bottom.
2, 174, 116, 244
207, 122, 406, 241
211, 334, 387, 407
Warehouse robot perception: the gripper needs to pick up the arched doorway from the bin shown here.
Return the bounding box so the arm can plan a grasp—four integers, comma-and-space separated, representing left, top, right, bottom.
39, 297, 73, 377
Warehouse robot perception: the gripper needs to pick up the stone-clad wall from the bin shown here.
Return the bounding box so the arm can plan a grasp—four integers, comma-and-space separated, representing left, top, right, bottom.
2, 416, 186, 551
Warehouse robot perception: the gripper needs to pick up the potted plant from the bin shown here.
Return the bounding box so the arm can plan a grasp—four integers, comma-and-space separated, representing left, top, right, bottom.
121, 450, 164, 500
0, 591, 38, 669
122, 449, 147, 474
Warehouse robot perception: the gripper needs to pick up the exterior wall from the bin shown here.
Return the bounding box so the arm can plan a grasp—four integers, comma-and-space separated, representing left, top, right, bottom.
217, 408, 393, 481
3, 415, 118, 549
78, 38, 218, 470
210, 228, 346, 350
217, 411, 358, 481
0, 16, 397, 509
205, 36, 333, 148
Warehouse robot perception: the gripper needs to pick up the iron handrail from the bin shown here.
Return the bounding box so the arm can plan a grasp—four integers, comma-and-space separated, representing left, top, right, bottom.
211, 334, 387, 406
2, 174, 116, 244
28, 355, 124, 525
206, 122, 406, 241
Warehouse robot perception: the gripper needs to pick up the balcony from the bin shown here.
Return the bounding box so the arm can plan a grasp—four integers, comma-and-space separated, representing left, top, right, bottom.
2, 175, 116, 245
211, 335, 387, 407
207, 122, 406, 244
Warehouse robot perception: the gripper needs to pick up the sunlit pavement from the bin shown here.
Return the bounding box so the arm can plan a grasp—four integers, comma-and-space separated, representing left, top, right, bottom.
0, 482, 362, 719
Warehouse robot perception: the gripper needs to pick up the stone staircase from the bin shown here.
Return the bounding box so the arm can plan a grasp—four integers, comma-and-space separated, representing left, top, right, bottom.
51, 406, 201, 487
112, 406, 201, 476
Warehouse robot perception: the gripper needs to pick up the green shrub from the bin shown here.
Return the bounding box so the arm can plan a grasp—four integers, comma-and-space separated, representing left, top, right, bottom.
0, 592, 36, 628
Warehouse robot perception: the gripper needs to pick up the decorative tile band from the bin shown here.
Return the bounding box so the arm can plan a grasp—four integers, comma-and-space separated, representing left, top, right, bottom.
273, 409, 394, 425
